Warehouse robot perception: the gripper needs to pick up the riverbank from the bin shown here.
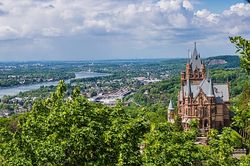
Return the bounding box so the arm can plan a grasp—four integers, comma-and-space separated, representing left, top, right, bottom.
0, 72, 111, 98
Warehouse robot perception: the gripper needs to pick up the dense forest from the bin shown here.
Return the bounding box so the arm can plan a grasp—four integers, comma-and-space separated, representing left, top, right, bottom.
0, 80, 248, 165
0, 36, 250, 165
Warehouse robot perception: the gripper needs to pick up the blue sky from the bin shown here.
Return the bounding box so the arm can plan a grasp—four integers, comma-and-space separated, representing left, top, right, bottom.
194, 0, 245, 12
0, 0, 249, 61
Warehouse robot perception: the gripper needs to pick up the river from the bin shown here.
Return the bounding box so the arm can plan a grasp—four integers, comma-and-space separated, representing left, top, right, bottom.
0, 72, 110, 98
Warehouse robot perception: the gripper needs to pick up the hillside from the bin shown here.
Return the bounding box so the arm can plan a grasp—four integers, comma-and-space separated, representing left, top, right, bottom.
205, 55, 240, 69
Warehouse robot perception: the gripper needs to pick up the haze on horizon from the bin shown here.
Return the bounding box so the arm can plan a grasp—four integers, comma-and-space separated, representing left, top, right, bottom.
0, 0, 249, 61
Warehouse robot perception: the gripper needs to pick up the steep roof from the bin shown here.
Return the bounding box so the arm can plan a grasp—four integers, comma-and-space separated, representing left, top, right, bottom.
179, 79, 229, 103
207, 79, 215, 97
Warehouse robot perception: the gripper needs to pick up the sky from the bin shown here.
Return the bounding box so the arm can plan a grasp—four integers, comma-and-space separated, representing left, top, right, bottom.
0, 0, 249, 61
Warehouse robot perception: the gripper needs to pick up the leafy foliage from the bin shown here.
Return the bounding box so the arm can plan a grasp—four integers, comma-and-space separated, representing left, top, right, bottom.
1, 80, 248, 165
232, 83, 250, 129
0, 81, 150, 165
206, 128, 242, 166
230, 36, 250, 154
230, 36, 250, 74
142, 123, 205, 166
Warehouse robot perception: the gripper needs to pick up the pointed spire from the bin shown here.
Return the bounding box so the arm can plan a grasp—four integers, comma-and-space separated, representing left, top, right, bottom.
190, 42, 202, 71
193, 42, 198, 58
186, 79, 192, 97
168, 100, 174, 111
207, 79, 215, 97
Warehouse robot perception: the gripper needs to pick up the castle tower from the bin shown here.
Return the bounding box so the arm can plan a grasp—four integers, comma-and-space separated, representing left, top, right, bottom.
181, 42, 206, 85
168, 100, 175, 123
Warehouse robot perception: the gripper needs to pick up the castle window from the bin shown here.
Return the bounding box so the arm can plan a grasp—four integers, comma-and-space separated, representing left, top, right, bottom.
204, 109, 208, 117
212, 108, 217, 114
204, 119, 209, 128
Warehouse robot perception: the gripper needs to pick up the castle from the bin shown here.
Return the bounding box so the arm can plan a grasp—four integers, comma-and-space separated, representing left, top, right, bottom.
168, 43, 230, 132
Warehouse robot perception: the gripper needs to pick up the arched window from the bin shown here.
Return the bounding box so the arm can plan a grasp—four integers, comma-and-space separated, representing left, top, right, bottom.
204, 119, 209, 128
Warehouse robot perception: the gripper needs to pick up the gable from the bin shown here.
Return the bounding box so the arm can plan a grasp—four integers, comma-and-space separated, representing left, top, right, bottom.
193, 88, 209, 104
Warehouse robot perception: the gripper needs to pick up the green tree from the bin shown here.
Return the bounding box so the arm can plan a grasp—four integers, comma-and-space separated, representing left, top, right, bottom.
142, 123, 205, 166
0, 81, 150, 165
230, 36, 250, 154
230, 36, 250, 74
205, 128, 242, 166
232, 83, 250, 129
173, 115, 183, 132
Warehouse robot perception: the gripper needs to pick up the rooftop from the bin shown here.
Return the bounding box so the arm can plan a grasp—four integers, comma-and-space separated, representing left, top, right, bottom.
180, 79, 229, 103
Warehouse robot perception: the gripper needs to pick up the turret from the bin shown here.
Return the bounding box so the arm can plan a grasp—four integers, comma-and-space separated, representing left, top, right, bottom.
168, 100, 175, 123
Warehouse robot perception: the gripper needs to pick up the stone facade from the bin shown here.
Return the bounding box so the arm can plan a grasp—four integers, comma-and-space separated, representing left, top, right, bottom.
169, 43, 230, 132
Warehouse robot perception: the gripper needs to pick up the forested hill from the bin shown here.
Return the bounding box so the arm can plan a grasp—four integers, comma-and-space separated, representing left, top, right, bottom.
205, 55, 240, 69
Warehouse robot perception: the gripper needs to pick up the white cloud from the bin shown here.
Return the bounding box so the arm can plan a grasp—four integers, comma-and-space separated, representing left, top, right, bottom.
224, 3, 250, 16
42, 27, 62, 37
168, 13, 188, 28
195, 9, 210, 18
195, 9, 219, 24
183, 0, 193, 11
83, 19, 112, 34
157, 0, 182, 11
0, 26, 19, 40
194, 3, 250, 37
0, 0, 249, 45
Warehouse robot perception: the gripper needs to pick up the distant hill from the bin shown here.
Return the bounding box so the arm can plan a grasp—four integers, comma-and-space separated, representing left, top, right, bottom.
205, 55, 240, 69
